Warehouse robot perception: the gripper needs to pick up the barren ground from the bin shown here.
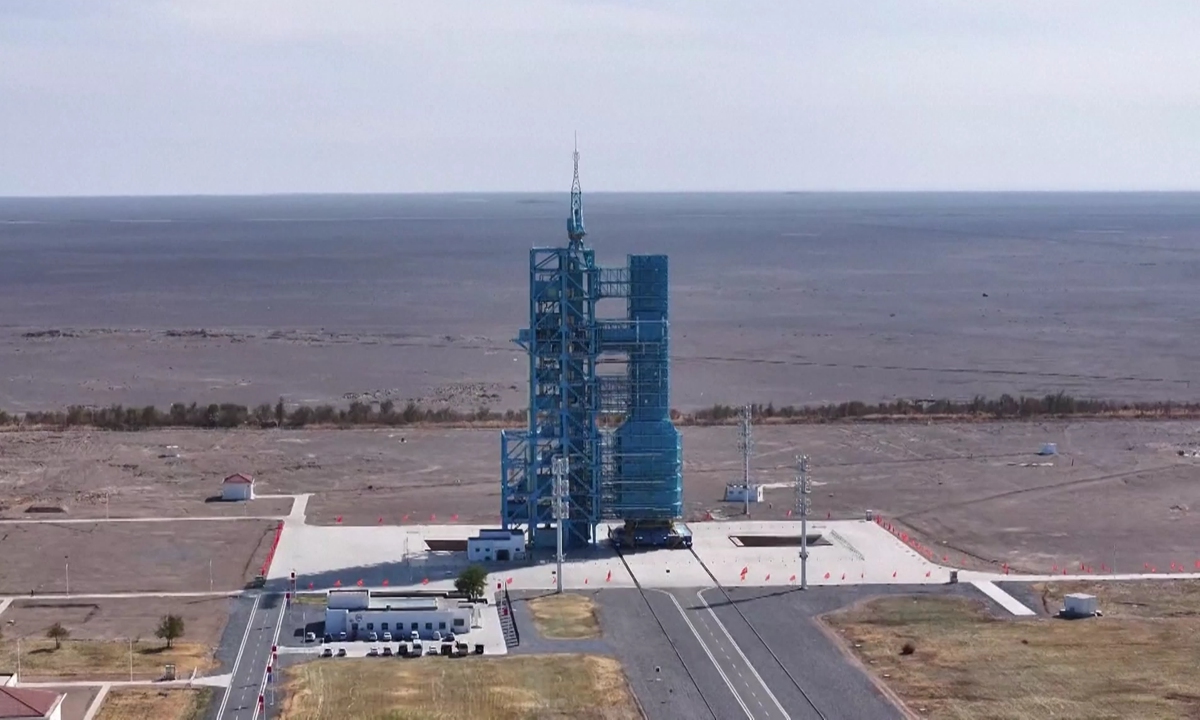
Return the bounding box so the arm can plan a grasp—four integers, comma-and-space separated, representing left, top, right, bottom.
0, 596, 230, 645
0, 520, 276, 594
94, 688, 213, 720
1, 420, 1199, 578
825, 582, 1200, 719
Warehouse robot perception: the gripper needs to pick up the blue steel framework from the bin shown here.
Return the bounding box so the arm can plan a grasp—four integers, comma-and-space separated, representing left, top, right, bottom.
500, 151, 682, 548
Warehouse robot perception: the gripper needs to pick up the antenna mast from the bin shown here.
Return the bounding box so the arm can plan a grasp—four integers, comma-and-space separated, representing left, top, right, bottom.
567, 134, 586, 247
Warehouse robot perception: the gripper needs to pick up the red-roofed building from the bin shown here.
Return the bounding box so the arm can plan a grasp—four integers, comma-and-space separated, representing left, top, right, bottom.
221, 473, 255, 501
0, 687, 63, 720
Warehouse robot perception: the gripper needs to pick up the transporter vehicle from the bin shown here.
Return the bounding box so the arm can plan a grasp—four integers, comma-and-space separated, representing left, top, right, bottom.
608, 521, 692, 550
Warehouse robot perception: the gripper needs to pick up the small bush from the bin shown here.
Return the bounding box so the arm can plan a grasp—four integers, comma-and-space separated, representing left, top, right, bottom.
900, 641, 916, 656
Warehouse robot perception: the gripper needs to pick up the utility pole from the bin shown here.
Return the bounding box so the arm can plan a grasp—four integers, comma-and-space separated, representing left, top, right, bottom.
16, 638, 20, 681
552, 455, 569, 594
796, 455, 811, 590
738, 404, 753, 516
209, 558, 213, 592
129, 638, 134, 681
64, 556, 70, 597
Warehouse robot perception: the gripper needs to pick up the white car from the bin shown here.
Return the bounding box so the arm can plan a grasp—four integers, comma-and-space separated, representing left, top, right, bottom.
367, 646, 380, 657
382, 631, 392, 642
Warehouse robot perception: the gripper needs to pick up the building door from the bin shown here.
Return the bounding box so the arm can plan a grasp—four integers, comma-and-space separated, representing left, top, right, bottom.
350, 622, 359, 640
497, 549, 510, 561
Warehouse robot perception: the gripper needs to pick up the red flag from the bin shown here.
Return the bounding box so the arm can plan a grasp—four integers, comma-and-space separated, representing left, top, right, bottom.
378, 517, 383, 524
451, 514, 459, 521
584, 578, 589, 584
336, 516, 343, 524
925, 570, 931, 578
430, 513, 436, 521
356, 579, 363, 587
308, 582, 313, 589
789, 574, 796, 582
786, 509, 792, 517
506, 577, 512, 585
841, 573, 845, 580
422, 577, 429, 585
740, 566, 748, 576
334, 579, 342, 587
765, 574, 770, 581
402, 514, 410, 522
605, 570, 612, 582
891, 571, 897, 578
382, 579, 389, 586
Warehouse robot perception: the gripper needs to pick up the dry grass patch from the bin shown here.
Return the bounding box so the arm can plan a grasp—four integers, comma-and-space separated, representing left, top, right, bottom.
826, 593, 1200, 719
526, 593, 601, 639
0, 639, 216, 682
94, 688, 213, 720
280, 654, 637, 720
1033, 579, 1200, 618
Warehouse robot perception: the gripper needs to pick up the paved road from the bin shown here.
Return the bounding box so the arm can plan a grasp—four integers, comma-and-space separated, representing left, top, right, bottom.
668, 588, 792, 720
216, 592, 286, 720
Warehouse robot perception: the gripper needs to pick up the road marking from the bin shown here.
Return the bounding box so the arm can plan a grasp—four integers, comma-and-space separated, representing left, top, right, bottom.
216, 593, 261, 719
251, 595, 289, 720
655, 590, 755, 720
972, 580, 1036, 616
697, 589, 791, 720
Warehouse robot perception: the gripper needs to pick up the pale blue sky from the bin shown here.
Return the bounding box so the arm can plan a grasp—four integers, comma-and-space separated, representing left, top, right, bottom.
1, 0, 1198, 195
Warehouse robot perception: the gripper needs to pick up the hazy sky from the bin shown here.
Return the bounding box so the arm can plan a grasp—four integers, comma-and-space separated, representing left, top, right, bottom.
2, 1, 1198, 195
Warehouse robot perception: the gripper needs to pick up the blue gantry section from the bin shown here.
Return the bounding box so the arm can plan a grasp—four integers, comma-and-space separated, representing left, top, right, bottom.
500, 153, 682, 548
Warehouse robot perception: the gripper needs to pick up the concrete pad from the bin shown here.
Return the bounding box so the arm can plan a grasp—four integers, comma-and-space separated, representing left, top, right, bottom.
689, 519, 950, 587
620, 547, 713, 588
271, 522, 636, 592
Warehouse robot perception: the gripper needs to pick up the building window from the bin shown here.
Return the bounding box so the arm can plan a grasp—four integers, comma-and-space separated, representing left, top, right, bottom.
367, 623, 374, 631
425, 622, 432, 630
381, 622, 389, 631
438, 621, 446, 630
412, 622, 418, 631
453, 618, 465, 627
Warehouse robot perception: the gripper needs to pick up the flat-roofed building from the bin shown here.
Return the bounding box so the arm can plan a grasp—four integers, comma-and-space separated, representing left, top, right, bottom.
324, 590, 479, 641
467, 528, 526, 562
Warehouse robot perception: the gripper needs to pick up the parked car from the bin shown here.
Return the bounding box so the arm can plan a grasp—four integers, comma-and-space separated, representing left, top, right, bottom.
432, 631, 442, 642
338, 632, 347, 641
410, 631, 420, 642
425, 644, 438, 656
323, 634, 332, 643
382, 631, 392, 642
304, 632, 316, 643
446, 632, 456, 643
367, 646, 380, 657
321, 647, 333, 658
368, 631, 378, 642
336, 648, 347, 657
382, 646, 393, 656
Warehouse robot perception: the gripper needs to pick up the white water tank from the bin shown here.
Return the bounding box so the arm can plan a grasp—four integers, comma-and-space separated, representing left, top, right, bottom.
1064, 593, 1097, 617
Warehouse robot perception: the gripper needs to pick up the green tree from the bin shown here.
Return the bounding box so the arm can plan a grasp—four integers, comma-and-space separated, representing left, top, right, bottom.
46, 622, 69, 650
454, 564, 488, 601
155, 614, 185, 649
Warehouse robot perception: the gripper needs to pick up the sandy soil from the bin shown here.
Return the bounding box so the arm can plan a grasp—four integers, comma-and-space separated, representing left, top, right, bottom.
0, 521, 276, 594
0, 596, 230, 646
2, 421, 1199, 580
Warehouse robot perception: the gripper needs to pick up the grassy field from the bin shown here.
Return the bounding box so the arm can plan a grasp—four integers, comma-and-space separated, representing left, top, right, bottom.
280, 654, 639, 720
0, 639, 216, 682
825, 584, 1200, 719
525, 593, 601, 640
94, 688, 213, 720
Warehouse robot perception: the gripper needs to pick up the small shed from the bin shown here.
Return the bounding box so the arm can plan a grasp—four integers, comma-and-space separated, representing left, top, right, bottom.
221, 473, 255, 501
1063, 593, 1098, 618
468, 529, 527, 562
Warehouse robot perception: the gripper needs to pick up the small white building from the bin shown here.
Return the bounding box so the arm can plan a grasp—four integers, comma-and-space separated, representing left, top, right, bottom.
221, 473, 255, 501
467, 528, 527, 562
724, 483, 764, 504
0, 686, 65, 720
324, 590, 478, 640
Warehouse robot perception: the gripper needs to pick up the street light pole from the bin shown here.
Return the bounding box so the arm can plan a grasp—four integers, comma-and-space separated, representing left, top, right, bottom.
129, 638, 134, 681
209, 558, 213, 592
796, 455, 811, 591
739, 405, 753, 517
552, 455, 569, 595
64, 556, 70, 597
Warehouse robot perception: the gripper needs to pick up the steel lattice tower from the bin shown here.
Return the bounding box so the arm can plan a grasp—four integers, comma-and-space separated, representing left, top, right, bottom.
500, 146, 682, 548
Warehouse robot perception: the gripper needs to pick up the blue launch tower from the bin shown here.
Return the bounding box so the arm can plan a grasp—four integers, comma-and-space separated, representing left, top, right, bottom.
500, 147, 683, 548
